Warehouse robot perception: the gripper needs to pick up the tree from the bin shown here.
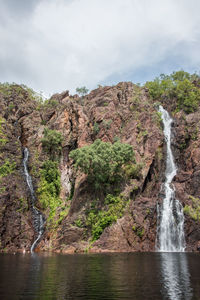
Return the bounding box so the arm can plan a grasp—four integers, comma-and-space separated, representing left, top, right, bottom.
69, 139, 134, 188
41, 128, 63, 160
145, 71, 200, 113
76, 86, 89, 97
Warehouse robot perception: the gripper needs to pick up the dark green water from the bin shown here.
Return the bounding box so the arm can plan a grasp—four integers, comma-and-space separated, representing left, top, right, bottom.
0, 252, 199, 300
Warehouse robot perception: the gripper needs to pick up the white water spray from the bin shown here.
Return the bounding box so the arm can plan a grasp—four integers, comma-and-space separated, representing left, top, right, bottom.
23, 148, 45, 253
156, 106, 185, 252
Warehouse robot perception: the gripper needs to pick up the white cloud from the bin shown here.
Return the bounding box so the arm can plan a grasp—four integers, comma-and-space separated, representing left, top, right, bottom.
0, 0, 200, 95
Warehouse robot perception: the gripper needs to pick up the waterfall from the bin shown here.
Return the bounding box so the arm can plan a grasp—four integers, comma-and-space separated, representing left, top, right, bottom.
156, 106, 185, 252
23, 148, 45, 253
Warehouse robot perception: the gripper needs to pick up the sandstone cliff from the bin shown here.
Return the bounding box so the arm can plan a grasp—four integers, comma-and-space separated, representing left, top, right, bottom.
0, 76, 199, 253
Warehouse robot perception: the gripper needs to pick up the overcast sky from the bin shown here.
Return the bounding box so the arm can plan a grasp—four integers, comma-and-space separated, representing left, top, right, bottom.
0, 0, 200, 96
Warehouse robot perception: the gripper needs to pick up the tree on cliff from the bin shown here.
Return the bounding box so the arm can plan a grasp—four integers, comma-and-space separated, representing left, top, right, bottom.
69, 139, 135, 189
146, 70, 200, 113
76, 86, 89, 97
41, 128, 63, 160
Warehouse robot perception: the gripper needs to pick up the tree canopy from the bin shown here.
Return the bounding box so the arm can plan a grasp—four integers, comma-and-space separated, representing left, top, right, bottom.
41, 128, 63, 160
69, 139, 134, 188
145, 71, 200, 113
76, 86, 89, 97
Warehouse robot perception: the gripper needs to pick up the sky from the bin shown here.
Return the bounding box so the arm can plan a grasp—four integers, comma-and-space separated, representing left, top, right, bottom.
0, 0, 200, 97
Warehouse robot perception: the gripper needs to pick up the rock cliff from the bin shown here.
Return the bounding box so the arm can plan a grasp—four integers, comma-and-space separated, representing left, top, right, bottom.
0, 76, 200, 253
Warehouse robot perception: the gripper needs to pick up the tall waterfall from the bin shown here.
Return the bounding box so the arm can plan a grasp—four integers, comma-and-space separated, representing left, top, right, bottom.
156, 106, 185, 252
23, 148, 45, 253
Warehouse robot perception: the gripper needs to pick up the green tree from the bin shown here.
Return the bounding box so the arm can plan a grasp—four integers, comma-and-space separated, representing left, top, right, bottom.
76, 86, 89, 97
41, 128, 63, 160
145, 71, 200, 113
69, 139, 134, 188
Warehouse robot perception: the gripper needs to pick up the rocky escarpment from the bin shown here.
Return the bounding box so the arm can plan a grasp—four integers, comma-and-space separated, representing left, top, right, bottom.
0, 77, 200, 253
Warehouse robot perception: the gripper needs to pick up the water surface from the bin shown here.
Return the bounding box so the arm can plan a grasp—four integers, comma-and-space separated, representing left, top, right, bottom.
0, 252, 199, 300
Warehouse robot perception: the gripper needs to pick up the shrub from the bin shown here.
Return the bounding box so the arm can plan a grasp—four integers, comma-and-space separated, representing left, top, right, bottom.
124, 163, 143, 180
37, 160, 62, 224
86, 194, 127, 240
145, 71, 200, 113
183, 196, 200, 221
69, 139, 135, 188
0, 160, 16, 178
41, 128, 63, 160
93, 122, 100, 135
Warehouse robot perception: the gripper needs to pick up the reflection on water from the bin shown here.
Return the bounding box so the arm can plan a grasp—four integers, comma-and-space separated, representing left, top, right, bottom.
0, 252, 199, 300
160, 253, 193, 300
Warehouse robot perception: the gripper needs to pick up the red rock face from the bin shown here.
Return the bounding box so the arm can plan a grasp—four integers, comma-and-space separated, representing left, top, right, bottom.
172, 110, 200, 251
0, 82, 200, 253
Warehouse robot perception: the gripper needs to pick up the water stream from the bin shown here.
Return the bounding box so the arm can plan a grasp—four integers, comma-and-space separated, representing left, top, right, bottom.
156, 106, 185, 252
23, 148, 45, 253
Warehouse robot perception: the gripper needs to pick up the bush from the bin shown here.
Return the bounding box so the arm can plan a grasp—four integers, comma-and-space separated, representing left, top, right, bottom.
183, 196, 200, 221
86, 194, 127, 240
93, 122, 99, 135
69, 139, 135, 188
0, 160, 16, 178
124, 163, 143, 180
41, 128, 63, 160
37, 160, 62, 224
145, 71, 200, 113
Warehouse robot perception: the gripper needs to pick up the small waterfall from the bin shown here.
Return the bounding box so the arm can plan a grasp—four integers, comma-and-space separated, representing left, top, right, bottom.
23, 148, 45, 253
156, 106, 185, 252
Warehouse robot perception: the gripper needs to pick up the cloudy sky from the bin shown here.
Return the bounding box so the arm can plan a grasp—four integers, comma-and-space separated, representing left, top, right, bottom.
0, 0, 200, 96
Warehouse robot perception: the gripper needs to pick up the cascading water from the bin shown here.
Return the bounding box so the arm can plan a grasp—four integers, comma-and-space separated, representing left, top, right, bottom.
156, 106, 185, 252
23, 147, 45, 253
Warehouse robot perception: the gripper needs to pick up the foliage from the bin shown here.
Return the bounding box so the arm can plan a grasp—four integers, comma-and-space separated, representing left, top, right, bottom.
74, 218, 83, 228
0, 82, 43, 102
37, 160, 62, 224
0, 118, 8, 147
0, 159, 16, 178
93, 122, 100, 135
145, 71, 200, 113
86, 194, 127, 241
130, 85, 142, 108
41, 128, 63, 160
102, 119, 112, 129
69, 139, 135, 188
124, 163, 143, 180
76, 86, 89, 97
132, 225, 144, 238
184, 196, 200, 221
37, 98, 59, 111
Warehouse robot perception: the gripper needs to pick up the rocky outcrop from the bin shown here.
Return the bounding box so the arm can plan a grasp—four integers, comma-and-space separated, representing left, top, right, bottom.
0, 81, 200, 253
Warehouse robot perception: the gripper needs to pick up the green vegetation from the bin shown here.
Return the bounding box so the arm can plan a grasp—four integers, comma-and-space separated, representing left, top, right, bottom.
86, 194, 128, 241
93, 122, 100, 135
39, 127, 67, 228
76, 86, 89, 97
37, 160, 65, 226
36, 98, 59, 111
0, 118, 8, 147
0, 82, 43, 102
130, 85, 142, 109
124, 163, 143, 180
41, 128, 63, 160
184, 196, 200, 221
145, 71, 200, 113
69, 139, 134, 189
0, 159, 16, 178
74, 218, 83, 228
132, 225, 144, 238
102, 119, 112, 129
